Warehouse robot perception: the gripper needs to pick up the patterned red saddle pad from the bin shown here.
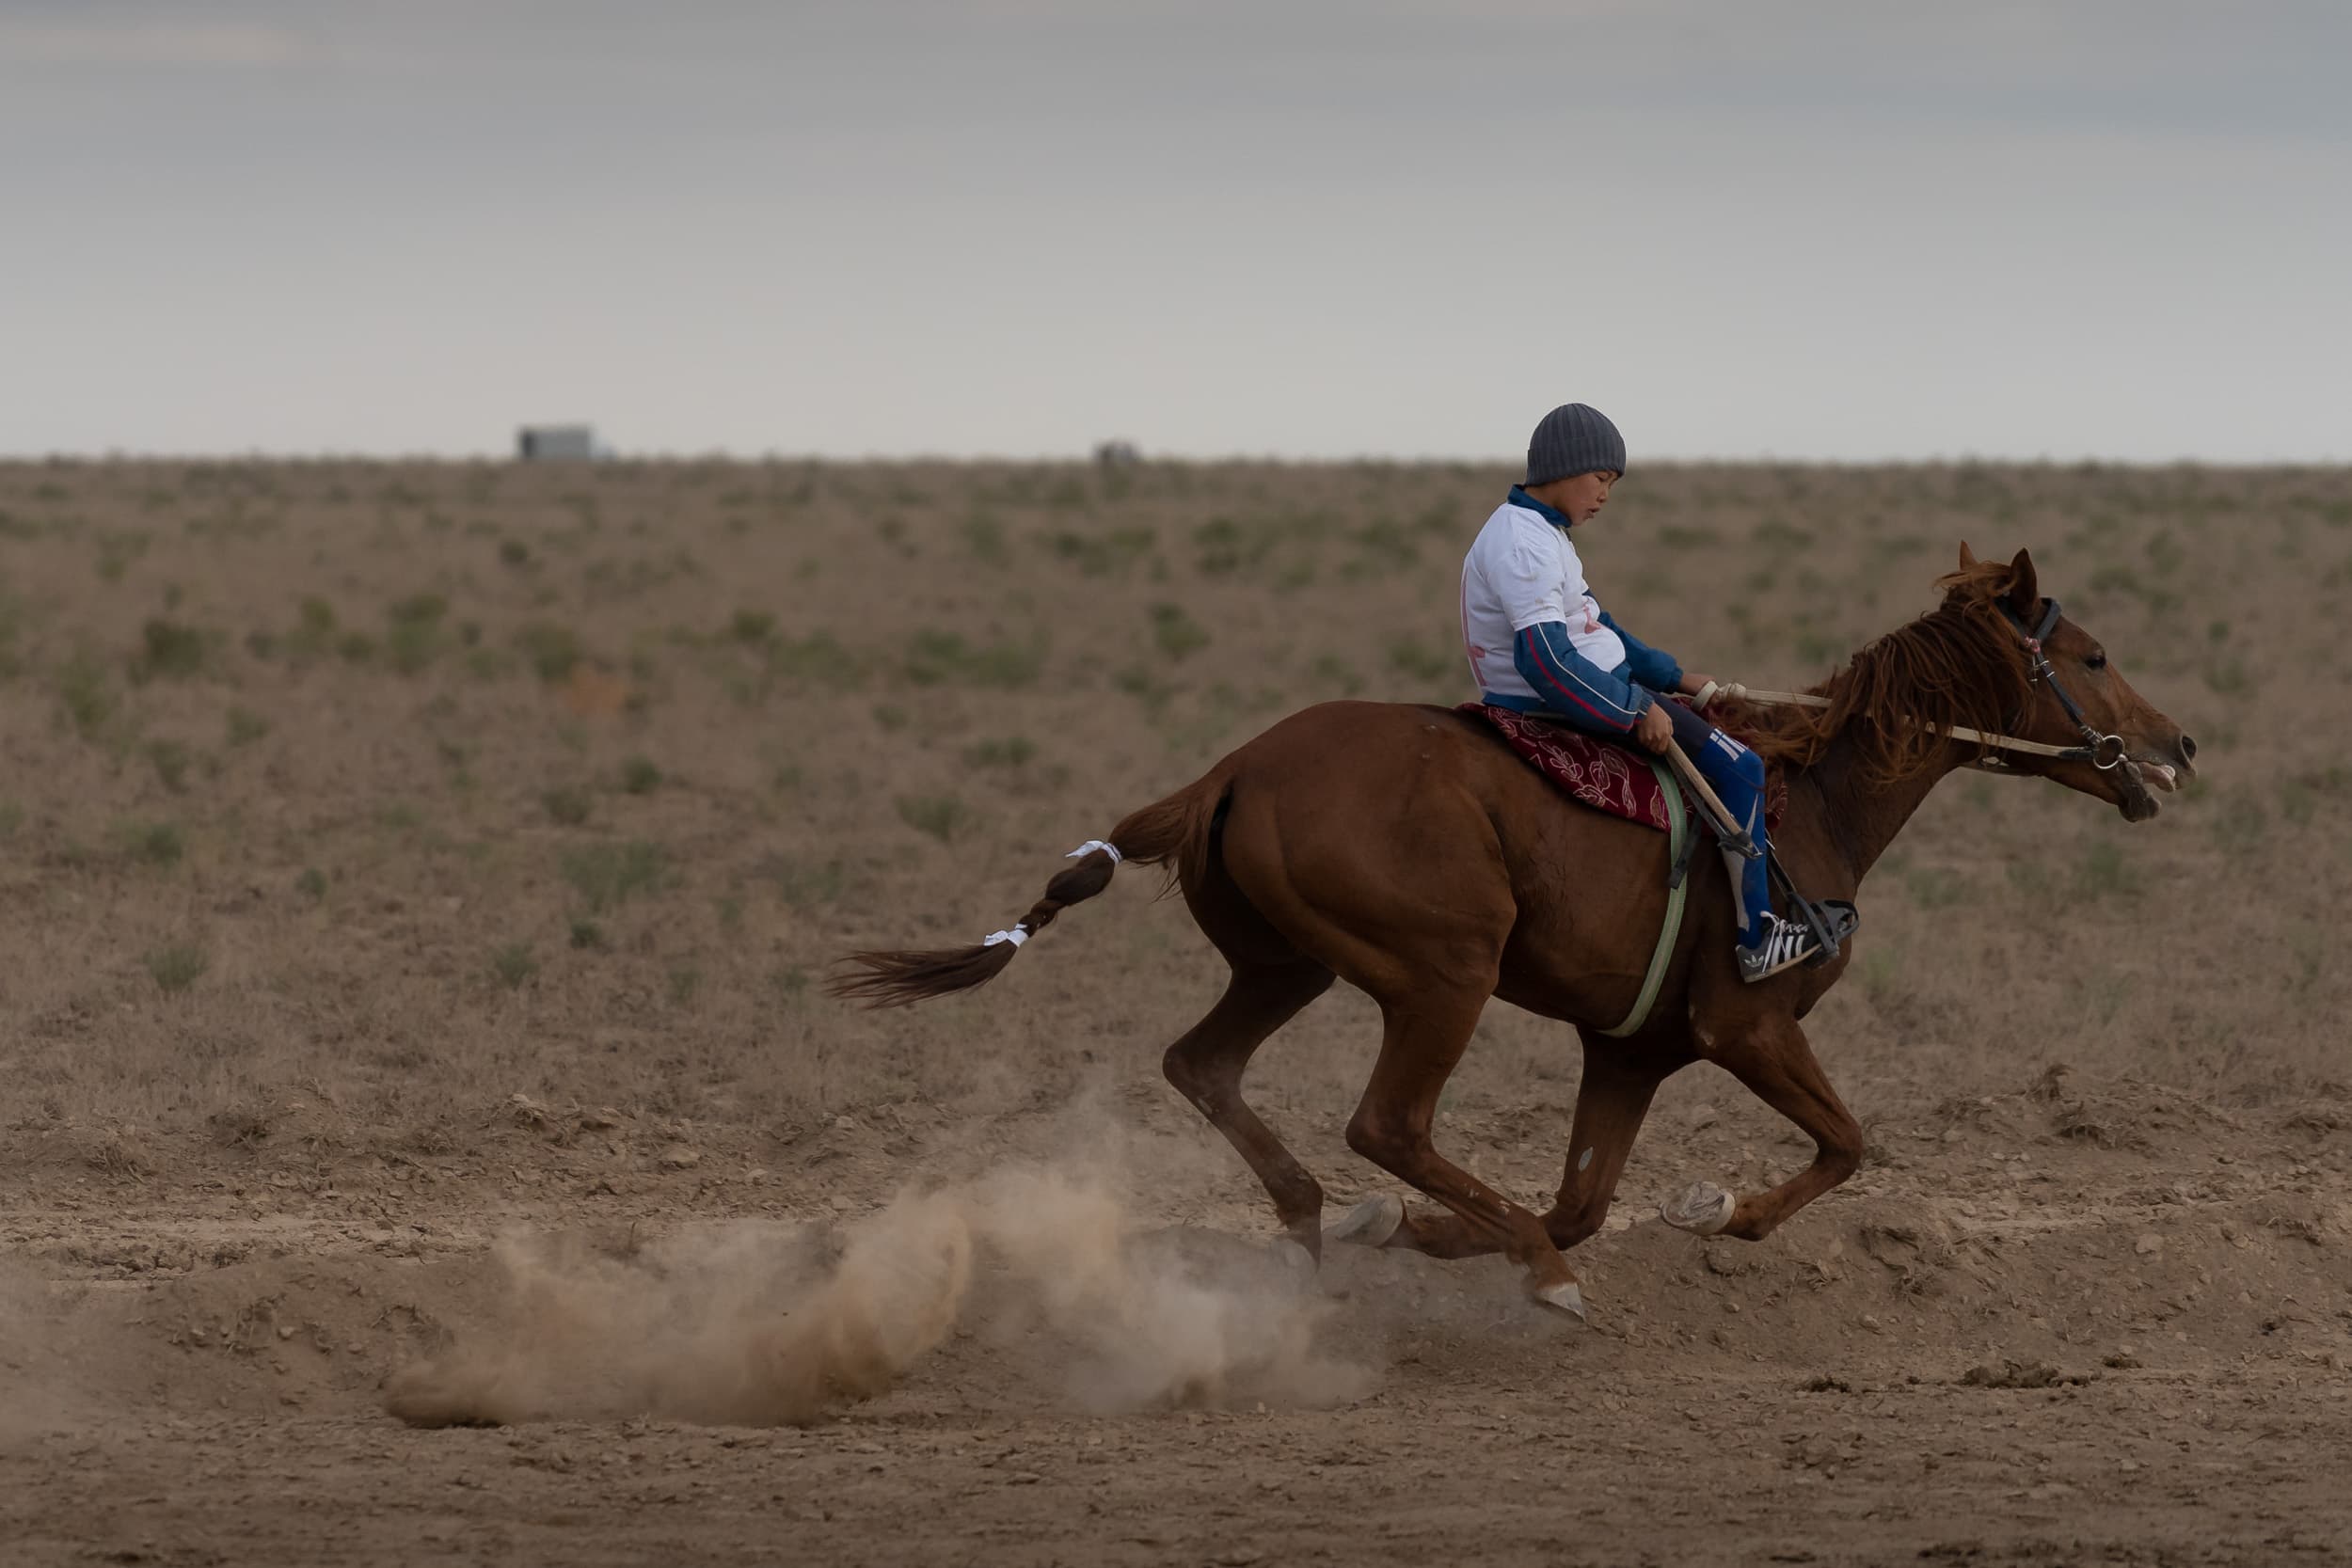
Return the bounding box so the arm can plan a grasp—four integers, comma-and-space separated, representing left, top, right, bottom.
1457, 703, 1785, 835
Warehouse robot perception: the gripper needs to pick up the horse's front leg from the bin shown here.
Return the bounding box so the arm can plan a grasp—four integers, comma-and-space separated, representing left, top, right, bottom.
1661, 1012, 1863, 1241
1341, 991, 1589, 1316
1332, 1044, 1668, 1258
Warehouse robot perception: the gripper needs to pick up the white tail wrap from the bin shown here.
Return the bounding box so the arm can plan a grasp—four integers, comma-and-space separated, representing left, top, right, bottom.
982, 926, 1028, 947
1065, 839, 1122, 865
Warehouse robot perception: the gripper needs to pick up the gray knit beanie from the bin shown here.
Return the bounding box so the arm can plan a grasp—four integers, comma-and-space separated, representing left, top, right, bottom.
1525, 404, 1627, 486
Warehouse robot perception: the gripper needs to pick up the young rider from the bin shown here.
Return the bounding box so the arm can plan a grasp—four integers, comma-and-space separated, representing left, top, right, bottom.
1459, 402, 1820, 980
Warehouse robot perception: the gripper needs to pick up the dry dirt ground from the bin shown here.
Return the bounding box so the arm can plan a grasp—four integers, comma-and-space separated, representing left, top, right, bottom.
2, 459, 2348, 1565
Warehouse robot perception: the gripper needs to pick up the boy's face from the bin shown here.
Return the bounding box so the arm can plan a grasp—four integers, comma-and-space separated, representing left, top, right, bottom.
1556, 469, 1617, 525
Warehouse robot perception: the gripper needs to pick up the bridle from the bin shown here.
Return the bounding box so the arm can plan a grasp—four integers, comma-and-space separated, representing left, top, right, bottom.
1991, 596, 2131, 772
1694, 595, 2134, 773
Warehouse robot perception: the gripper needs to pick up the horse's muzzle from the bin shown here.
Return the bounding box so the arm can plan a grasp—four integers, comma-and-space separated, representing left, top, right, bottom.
2125, 733, 2197, 803
2117, 756, 2169, 821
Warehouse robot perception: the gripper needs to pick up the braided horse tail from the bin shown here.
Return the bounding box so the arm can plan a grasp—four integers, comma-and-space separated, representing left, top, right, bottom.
827, 771, 1227, 1008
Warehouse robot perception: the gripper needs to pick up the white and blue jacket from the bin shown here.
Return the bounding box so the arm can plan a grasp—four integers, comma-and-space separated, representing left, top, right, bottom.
1458, 485, 1681, 734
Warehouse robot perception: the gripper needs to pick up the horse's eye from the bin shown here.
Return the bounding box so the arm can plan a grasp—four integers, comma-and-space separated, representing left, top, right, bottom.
2086, 651, 2107, 671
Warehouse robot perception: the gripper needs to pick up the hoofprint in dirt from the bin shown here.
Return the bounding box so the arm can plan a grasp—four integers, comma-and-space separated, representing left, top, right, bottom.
4, 1072, 2348, 1567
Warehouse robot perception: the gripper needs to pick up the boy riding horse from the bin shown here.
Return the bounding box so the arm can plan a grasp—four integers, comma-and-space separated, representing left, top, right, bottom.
1460, 403, 1826, 980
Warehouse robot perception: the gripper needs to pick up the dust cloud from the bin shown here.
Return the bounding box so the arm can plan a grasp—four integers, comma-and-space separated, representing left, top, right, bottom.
385, 1164, 1370, 1429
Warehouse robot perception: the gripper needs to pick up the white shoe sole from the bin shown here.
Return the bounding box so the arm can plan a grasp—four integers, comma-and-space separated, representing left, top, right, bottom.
1739, 950, 1816, 983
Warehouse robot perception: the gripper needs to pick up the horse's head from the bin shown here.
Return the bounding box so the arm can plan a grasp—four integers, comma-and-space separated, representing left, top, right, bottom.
1951, 544, 2198, 822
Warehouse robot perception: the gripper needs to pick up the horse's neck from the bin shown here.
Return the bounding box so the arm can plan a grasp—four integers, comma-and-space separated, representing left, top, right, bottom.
1779, 611, 2028, 887
1792, 736, 1965, 885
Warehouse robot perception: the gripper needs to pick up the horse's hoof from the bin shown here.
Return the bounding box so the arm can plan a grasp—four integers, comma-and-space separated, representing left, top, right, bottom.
1530, 1279, 1587, 1323
1324, 1193, 1404, 1249
1661, 1180, 1736, 1236
1268, 1237, 1317, 1276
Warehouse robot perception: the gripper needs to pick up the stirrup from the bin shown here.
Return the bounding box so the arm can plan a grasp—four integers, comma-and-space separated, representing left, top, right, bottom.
1796, 898, 1861, 962
1762, 852, 1860, 970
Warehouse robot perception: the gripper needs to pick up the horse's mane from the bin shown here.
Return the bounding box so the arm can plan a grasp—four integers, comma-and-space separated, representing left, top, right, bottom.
1722, 559, 2035, 786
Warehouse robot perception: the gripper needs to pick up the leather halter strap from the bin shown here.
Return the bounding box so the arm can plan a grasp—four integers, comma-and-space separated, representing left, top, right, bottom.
1993, 597, 2129, 770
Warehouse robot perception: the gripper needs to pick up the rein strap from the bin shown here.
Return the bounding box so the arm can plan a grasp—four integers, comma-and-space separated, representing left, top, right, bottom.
1694, 682, 2090, 763
1694, 596, 2128, 771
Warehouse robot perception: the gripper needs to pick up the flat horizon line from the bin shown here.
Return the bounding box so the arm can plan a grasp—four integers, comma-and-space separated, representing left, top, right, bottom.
1, 450, 2344, 469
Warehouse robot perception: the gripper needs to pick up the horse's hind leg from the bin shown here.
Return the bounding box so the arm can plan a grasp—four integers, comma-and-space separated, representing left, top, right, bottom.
1162, 958, 1336, 1256
1661, 1015, 1863, 1242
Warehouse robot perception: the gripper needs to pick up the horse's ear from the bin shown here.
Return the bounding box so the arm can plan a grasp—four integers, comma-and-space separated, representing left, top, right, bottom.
1958, 541, 1979, 569
2006, 547, 2041, 617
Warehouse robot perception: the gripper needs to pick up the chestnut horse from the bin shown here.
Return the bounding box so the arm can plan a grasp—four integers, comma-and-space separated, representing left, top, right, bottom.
834, 547, 2196, 1319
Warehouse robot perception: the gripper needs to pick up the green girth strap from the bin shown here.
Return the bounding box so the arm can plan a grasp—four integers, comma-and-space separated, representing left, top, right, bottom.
1599, 758, 1690, 1038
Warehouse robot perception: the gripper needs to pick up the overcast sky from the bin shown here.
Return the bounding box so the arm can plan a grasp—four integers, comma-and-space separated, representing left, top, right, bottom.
2, 1, 2344, 461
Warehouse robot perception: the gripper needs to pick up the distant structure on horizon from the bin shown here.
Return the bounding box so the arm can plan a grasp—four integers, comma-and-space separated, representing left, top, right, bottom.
516, 424, 601, 462
1093, 438, 1142, 468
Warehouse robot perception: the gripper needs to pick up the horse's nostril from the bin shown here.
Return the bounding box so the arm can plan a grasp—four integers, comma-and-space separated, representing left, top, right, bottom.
2179, 734, 2198, 762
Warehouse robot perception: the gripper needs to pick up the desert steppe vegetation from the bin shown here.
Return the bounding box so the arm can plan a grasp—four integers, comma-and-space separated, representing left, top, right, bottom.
2, 457, 2346, 1566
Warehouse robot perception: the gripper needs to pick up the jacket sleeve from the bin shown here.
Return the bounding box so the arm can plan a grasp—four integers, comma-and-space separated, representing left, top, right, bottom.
1599, 611, 1682, 693
1513, 621, 1655, 734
